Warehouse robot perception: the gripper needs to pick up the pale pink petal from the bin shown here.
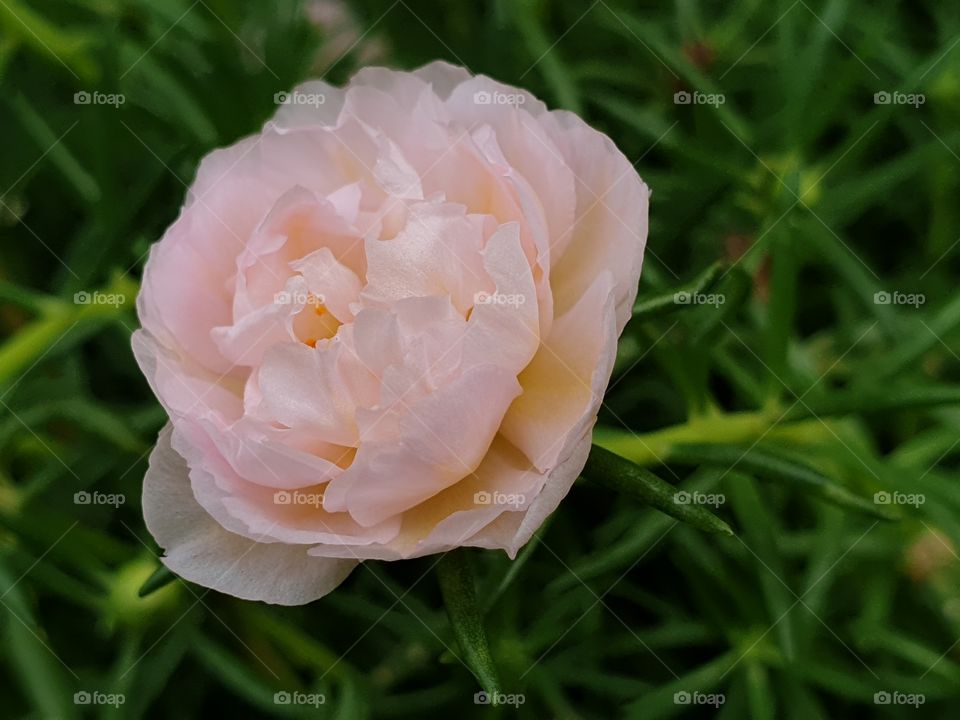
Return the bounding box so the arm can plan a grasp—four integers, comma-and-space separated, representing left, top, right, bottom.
539, 110, 650, 333
291, 247, 362, 323
462, 222, 539, 374
324, 364, 522, 526
252, 341, 359, 446
361, 202, 489, 315
500, 271, 618, 472
143, 425, 356, 604
132, 330, 242, 425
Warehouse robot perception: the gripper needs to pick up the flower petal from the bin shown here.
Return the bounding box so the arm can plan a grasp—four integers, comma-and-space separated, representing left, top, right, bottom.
143, 425, 356, 604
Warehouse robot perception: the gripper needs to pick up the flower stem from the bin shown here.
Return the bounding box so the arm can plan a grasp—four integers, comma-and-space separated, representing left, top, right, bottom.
592, 410, 833, 466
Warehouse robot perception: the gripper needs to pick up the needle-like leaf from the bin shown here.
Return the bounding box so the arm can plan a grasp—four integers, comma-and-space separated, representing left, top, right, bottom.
436, 550, 502, 701
582, 444, 735, 536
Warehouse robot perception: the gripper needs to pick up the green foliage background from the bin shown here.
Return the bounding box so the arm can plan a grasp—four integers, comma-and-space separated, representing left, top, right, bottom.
1, 0, 959, 717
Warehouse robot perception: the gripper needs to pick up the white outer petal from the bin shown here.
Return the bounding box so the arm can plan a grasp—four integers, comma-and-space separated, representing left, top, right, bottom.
143, 425, 357, 605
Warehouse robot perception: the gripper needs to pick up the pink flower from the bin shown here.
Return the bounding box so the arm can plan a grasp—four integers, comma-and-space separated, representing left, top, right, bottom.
134, 62, 649, 604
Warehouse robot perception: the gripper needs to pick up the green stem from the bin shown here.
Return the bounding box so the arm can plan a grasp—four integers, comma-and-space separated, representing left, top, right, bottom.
593, 409, 831, 466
